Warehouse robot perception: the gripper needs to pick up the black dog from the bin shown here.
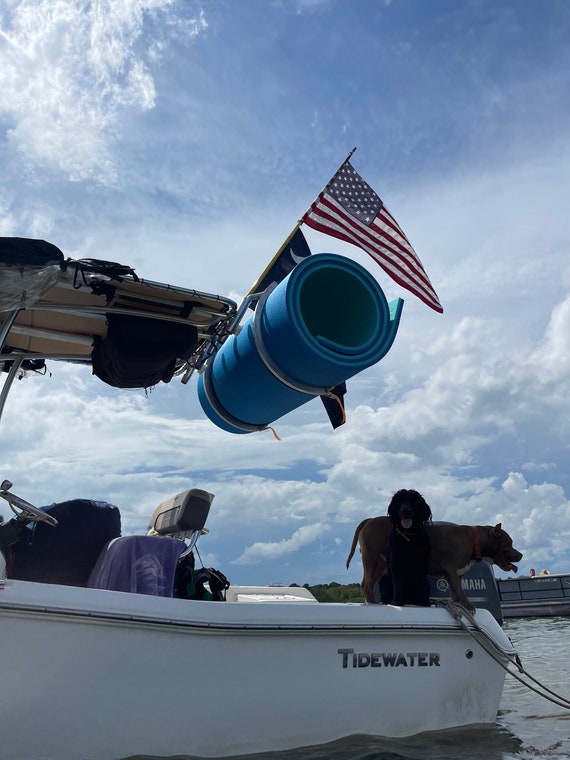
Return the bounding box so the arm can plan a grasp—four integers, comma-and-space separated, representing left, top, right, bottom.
379, 489, 432, 606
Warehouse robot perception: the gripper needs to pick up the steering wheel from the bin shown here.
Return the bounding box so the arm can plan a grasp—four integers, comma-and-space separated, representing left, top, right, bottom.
0, 480, 58, 527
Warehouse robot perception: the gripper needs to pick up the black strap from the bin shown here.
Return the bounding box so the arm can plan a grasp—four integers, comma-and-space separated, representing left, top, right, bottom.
66, 258, 139, 288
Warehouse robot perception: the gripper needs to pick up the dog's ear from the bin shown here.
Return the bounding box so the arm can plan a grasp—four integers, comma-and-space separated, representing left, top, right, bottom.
491, 523, 503, 537
387, 491, 402, 519
416, 493, 432, 522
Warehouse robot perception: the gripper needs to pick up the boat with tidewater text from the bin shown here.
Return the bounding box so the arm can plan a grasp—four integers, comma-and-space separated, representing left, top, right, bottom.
0, 238, 521, 760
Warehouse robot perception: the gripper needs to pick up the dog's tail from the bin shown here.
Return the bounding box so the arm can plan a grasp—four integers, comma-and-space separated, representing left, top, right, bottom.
346, 519, 371, 569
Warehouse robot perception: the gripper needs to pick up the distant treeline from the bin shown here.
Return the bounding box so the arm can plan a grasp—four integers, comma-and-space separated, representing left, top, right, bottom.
291, 582, 364, 603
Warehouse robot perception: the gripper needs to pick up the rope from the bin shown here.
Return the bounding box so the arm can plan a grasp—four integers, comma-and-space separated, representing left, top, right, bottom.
436, 599, 570, 710
266, 425, 282, 441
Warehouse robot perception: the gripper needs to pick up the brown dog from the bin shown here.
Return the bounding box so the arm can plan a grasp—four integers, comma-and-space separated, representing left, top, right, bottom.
346, 517, 523, 611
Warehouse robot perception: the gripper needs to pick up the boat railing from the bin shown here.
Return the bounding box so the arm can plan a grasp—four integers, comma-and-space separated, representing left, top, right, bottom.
497, 574, 570, 603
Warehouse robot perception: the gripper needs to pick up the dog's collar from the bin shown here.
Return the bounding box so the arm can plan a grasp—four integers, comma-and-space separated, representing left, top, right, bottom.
471, 525, 482, 562
395, 524, 427, 541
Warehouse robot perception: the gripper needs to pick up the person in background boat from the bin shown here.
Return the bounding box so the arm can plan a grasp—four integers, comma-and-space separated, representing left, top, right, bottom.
539, 569, 550, 575
529, 568, 536, 577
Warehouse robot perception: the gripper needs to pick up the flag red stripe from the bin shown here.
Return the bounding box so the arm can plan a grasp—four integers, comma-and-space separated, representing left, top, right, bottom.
306, 214, 441, 312
320, 195, 434, 290
317, 195, 429, 282
304, 195, 442, 311
374, 209, 427, 269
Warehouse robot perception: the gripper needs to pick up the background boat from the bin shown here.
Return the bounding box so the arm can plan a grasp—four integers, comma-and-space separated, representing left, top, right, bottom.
497, 573, 570, 618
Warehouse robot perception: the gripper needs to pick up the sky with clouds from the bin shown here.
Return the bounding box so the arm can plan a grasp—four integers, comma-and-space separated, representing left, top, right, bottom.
1, 0, 569, 587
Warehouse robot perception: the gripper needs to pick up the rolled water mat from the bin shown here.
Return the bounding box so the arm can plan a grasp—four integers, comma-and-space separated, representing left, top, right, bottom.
197, 253, 404, 434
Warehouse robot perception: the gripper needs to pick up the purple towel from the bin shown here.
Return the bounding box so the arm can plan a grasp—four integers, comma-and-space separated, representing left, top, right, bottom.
88, 535, 186, 597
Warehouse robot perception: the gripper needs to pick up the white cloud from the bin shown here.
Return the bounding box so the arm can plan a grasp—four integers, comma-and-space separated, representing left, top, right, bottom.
526, 295, 570, 383
233, 522, 331, 565
0, 0, 206, 183
3, 284, 567, 580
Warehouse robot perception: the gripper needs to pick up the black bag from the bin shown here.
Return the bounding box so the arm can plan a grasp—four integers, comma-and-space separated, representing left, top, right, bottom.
194, 567, 230, 601
1, 349, 46, 375
175, 554, 230, 602
8, 499, 121, 587
91, 313, 198, 389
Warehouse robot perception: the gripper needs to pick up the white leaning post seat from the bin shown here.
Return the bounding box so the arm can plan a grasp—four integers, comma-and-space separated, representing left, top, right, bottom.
148, 489, 215, 551
87, 489, 215, 596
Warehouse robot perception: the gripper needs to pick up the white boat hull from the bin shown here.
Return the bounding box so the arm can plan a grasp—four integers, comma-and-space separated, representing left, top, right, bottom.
0, 579, 515, 760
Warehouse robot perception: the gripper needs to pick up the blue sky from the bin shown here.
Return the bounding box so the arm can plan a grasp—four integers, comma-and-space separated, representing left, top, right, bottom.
1, 0, 569, 586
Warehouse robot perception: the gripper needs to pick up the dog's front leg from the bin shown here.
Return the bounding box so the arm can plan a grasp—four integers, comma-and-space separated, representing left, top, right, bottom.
362, 552, 388, 603
391, 573, 404, 605
390, 557, 408, 606
444, 570, 475, 613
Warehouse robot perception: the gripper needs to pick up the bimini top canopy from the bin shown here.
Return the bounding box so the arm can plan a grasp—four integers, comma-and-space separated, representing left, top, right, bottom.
0, 237, 238, 416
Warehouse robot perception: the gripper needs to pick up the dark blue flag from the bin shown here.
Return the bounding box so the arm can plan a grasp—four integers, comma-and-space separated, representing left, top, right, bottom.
321, 382, 347, 429
249, 227, 311, 307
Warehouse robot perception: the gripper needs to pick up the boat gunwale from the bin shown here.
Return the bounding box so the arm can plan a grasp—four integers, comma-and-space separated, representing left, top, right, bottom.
0, 579, 515, 655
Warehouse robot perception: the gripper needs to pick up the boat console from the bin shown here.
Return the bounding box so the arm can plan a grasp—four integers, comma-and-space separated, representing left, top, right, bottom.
86, 488, 222, 598
0, 482, 228, 600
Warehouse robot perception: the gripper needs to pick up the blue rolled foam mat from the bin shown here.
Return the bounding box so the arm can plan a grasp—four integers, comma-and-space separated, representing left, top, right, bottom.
197, 253, 403, 434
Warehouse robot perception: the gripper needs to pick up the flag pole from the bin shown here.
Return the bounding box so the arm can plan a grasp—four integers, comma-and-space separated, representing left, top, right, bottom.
247, 219, 303, 296
248, 147, 357, 297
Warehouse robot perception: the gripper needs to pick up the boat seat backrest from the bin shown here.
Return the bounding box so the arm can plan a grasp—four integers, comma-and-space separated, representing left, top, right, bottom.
148, 489, 214, 538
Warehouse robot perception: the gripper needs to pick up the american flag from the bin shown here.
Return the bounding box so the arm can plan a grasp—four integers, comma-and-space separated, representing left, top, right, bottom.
302, 160, 443, 313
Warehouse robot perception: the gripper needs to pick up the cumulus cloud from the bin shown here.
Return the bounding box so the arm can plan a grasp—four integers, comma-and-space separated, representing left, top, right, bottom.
0, 0, 206, 183
233, 522, 331, 565
3, 285, 567, 580
526, 295, 570, 383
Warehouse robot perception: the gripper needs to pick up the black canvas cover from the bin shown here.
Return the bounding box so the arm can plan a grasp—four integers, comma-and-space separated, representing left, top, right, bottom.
91, 313, 199, 389
0, 238, 64, 311
0, 237, 64, 267
8, 499, 121, 587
